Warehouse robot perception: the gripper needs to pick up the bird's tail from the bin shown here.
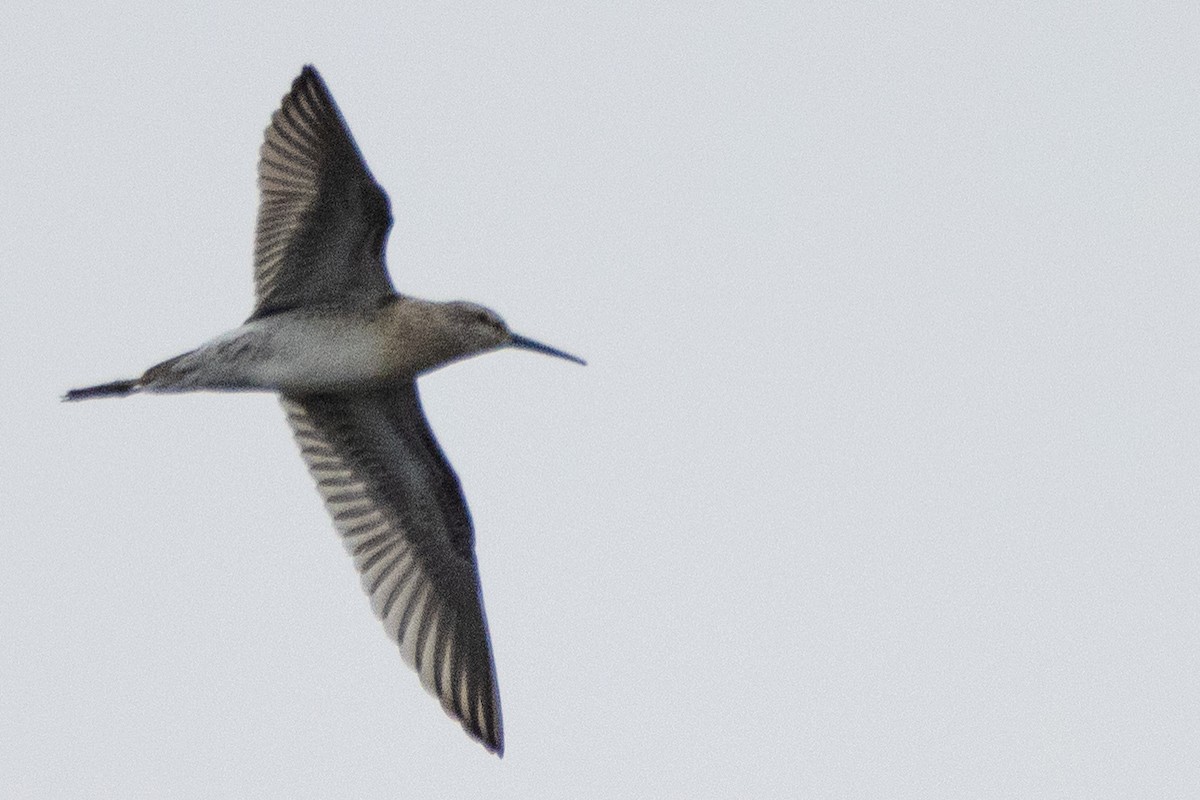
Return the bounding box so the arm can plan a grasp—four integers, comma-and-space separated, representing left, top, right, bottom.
63, 378, 141, 401
63, 350, 202, 402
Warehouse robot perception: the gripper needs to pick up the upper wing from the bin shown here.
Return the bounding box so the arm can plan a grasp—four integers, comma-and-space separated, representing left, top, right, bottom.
281, 386, 504, 755
251, 66, 396, 318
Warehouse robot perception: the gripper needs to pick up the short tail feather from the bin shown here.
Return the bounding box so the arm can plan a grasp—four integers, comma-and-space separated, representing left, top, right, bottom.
63, 379, 140, 401
64, 350, 197, 402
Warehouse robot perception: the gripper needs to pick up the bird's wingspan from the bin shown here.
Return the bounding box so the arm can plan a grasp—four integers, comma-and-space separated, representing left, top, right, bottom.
281, 386, 504, 755
251, 65, 397, 318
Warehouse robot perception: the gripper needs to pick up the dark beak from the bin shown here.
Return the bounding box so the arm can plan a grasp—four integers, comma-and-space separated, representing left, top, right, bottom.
509, 333, 587, 366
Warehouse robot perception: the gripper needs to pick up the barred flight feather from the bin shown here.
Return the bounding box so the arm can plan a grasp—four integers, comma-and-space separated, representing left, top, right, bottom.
252, 66, 395, 318
280, 388, 503, 754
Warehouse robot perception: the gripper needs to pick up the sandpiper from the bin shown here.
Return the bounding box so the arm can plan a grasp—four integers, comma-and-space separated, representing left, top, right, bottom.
65, 65, 584, 756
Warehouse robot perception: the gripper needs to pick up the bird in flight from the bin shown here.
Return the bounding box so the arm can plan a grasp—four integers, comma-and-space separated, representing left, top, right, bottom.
65, 65, 585, 756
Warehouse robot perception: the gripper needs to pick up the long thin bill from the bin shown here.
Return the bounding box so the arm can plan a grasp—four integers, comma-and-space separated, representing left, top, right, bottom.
510, 333, 587, 366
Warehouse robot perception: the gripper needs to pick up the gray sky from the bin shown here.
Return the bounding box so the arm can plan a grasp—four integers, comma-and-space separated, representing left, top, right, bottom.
3, 3, 1199, 797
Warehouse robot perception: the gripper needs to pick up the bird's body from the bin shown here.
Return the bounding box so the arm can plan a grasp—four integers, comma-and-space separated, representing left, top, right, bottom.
65, 65, 582, 756
125, 297, 516, 395
141, 307, 399, 394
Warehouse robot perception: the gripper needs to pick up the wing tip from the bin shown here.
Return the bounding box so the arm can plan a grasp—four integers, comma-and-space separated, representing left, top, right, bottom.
467, 704, 504, 757
296, 64, 324, 94
271, 64, 330, 130
472, 675, 505, 757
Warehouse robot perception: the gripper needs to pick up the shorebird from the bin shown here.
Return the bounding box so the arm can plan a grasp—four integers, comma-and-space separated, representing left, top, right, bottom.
65, 65, 584, 756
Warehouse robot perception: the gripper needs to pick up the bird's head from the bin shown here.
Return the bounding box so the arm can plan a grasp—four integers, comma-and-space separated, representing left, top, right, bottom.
441, 301, 586, 366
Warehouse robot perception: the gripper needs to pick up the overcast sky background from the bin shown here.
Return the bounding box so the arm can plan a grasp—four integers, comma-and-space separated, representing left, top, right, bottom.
3, 3, 1199, 798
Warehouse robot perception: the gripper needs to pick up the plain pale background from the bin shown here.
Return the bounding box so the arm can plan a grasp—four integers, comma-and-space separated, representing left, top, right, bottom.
3, 3, 1198, 797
